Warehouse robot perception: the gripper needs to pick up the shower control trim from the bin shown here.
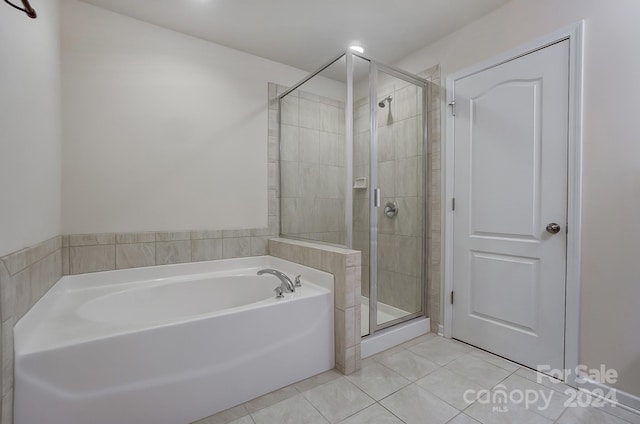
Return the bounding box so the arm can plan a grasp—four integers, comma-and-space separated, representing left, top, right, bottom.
374, 188, 381, 207
384, 201, 398, 218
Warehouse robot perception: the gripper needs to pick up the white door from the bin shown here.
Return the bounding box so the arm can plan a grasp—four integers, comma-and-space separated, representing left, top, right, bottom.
451, 40, 569, 371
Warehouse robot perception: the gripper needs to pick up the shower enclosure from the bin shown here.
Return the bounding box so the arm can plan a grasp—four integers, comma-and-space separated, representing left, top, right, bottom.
278, 51, 429, 338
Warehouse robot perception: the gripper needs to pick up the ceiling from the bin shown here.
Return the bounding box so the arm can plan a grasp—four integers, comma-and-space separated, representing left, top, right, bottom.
79, 0, 510, 73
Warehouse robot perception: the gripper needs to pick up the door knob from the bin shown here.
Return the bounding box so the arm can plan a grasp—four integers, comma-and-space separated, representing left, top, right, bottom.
546, 223, 561, 234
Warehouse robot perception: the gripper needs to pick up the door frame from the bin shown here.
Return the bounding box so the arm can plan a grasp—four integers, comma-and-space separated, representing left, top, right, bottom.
368, 62, 430, 335
443, 21, 585, 387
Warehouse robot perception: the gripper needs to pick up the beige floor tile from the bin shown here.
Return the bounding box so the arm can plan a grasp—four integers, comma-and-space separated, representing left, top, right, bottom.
380, 384, 459, 424
338, 404, 404, 424
294, 369, 343, 393
398, 333, 438, 349
599, 403, 640, 424
497, 374, 569, 420
368, 344, 407, 362
302, 377, 375, 423
557, 405, 635, 424
446, 413, 481, 424
191, 404, 250, 424
244, 385, 299, 414
515, 367, 572, 394
228, 417, 255, 424
416, 367, 485, 410
190, 344, 639, 424
376, 349, 440, 381
468, 349, 520, 373
465, 399, 553, 424
444, 354, 512, 389
251, 394, 329, 424
346, 362, 411, 401
408, 337, 471, 366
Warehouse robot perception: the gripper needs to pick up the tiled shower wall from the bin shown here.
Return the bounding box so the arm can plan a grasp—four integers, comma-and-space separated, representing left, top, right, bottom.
279, 88, 346, 245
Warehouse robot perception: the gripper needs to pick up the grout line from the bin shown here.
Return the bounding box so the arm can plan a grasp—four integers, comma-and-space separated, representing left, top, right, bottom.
297, 384, 335, 424
444, 413, 473, 424
378, 402, 408, 424
553, 407, 570, 424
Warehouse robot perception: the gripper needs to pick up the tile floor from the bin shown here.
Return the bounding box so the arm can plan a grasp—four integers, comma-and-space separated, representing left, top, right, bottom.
193, 334, 640, 424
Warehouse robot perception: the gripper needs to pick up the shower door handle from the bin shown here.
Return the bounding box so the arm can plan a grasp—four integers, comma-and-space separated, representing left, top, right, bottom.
374, 188, 381, 207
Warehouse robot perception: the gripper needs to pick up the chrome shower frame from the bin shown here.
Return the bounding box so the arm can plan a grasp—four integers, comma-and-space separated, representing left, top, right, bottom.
278, 50, 430, 337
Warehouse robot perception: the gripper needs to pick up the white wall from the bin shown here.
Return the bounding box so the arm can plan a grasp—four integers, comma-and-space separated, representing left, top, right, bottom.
60, 0, 344, 234
394, 0, 640, 397
0, 0, 62, 257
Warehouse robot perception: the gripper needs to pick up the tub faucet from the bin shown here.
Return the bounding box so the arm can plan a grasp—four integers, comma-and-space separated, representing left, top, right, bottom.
257, 269, 296, 293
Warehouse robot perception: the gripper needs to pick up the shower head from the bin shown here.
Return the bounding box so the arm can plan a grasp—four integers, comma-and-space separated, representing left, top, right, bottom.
378, 96, 392, 108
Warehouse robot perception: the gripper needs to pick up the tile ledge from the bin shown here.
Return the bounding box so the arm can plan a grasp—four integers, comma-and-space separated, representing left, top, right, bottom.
270, 238, 360, 255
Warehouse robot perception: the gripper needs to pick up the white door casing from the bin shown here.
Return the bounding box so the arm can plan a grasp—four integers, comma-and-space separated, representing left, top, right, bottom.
450, 40, 569, 371
444, 22, 584, 387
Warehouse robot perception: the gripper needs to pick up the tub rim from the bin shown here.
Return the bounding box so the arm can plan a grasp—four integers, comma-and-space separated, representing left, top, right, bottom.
15, 255, 334, 354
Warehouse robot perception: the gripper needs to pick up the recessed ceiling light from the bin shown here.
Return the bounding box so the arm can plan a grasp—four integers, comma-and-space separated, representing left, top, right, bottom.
349, 45, 364, 54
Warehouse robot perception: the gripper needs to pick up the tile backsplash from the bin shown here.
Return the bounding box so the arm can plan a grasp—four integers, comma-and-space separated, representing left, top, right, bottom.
63, 229, 276, 275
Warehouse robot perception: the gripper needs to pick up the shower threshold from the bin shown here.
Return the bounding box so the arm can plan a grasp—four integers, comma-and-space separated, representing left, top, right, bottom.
360, 296, 410, 336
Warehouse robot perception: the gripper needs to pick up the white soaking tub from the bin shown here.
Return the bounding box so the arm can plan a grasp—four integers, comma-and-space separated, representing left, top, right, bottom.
14, 256, 334, 424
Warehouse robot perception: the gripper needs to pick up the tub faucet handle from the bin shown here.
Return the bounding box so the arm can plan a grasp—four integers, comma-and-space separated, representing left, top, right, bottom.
274, 286, 284, 299
294, 275, 302, 287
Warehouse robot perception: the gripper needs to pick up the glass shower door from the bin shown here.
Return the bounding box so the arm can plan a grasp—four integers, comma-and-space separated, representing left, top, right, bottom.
369, 65, 427, 333
277, 50, 428, 338
351, 55, 373, 336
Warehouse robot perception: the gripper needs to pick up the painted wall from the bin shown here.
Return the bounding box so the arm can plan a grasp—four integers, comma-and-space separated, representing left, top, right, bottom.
394, 0, 640, 397
60, 0, 344, 235
0, 0, 61, 257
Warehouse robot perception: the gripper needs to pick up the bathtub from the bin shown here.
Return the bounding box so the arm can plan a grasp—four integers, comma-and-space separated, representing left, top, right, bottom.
14, 256, 334, 424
